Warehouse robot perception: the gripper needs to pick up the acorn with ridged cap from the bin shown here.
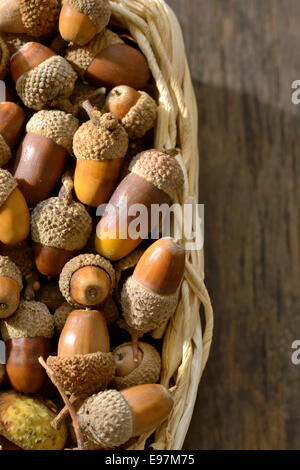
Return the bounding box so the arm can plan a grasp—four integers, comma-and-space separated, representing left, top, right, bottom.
77, 384, 173, 449
10, 42, 77, 112
59, 0, 111, 46
0, 35, 9, 79
105, 86, 157, 139
59, 253, 115, 308
0, 169, 30, 245
31, 177, 92, 278
0, 0, 60, 37
73, 104, 128, 207
65, 28, 150, 89
1, 300, 54, 393
14, 110, 79, 205
121, 238, 185, 339
95, 150, 184, 261
0, 256, 22, 319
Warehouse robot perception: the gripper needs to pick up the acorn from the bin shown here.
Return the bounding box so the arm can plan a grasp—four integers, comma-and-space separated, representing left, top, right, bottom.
59, 253, 115, 308
0, 255, 22, 319
0, 35, 9, 80
105, 86, 157, 139
95, 150, 184, 261
0, 390, 67, 450
0, 169, 30, 245
0, 300, 54, 393
0, 0, 60, 37
77, 384, 173, 449
121, 238, 185, 338
46, 309, 115, 396
0, 100, 26, 168
114, 248, 144, 304
14, 110, 79, 205
30, 180, 92, 278
59, 0, 111, 46
112, 342, 161, 390
65, 28, 150, 89
11, 42, 77, 112
73, 105, 128, 207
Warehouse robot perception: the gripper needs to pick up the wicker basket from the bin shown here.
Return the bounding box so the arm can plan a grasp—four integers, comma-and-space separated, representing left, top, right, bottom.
109, 0, 214, 450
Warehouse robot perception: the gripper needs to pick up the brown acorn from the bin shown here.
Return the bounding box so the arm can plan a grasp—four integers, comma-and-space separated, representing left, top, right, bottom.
65, 28, 150, 89
0, 169, 30, 245
30, 177, 92, 278
59, 0, 111, 46
0, 101, 26, 168
0, 255, 22, 319
95, 150, 184, 261
77, 384, 173, 449
73, 104, 128, 207
0, 300, 54, 393
105, 86, 157, 139
14, 110, 79, 205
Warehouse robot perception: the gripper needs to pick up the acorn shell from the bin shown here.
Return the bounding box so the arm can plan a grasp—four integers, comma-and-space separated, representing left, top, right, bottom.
112, 342, 161, 390
65, 28, 123, 79
78, 389, 133, 449
121, 91, 157, 139
0, 300, 54, 341
121, 276, 179, 336
15, 55, 77, 112
46, 351, 115, 395
0, 134, 11, 167
129, 149, 184, 201
63, 0, 111, 33
26, 110, 79, 154
31, 197, 92, 252
18, 0, 60, 37
0, 169, 17, 209
0, 256, 23, 291
3, 32, 43, 57
0, 35, 9, 80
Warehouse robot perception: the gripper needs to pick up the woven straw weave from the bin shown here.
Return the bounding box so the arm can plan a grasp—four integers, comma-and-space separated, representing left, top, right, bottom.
110, 0, 214, 450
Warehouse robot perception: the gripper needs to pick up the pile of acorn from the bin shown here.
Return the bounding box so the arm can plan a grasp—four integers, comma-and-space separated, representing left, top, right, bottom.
0, 0, 186, 451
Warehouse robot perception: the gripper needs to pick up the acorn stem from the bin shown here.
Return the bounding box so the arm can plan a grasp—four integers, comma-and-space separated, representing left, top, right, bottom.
38, 357, 84, 450
132, 334, 139, 363
51, 394, 82, 430
59, 171, 74, 204
82, 100, 101, 125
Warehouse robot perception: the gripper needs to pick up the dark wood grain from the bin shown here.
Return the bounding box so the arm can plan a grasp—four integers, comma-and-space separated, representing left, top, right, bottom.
167, 0, 300, 450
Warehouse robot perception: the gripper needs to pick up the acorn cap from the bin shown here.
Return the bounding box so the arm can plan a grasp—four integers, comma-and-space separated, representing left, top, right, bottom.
0, 134, 12, 168
121, 276, 179, 336
53, 302, 73, 334
18, 0, 60, 37
31, 197, 92, 251
26, 110, 79, 154
59, 253, 115, 307
73, 111, 128, 161
63, 0, 111, 33
0, 169, 17, 209
122, 92, 157, 139
65, 28, 123, 79
114, 248, 144, 304
0, 240, 35, 278
0, 300, 54, 341
78, 389, 133, 449
129, 149, 184, 201
112, 342, 161, 390
0, 35, 9, 80
0, 256, 23, 291
16, 55, 77, 112
46, 351, 115, 395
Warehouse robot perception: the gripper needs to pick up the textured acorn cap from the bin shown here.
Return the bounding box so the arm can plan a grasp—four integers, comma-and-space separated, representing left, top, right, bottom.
18, 0, 60, 37
59, 253, 115, 307
65, 28, 123, 79
112, 342, 161, 390
0, 300, 54, 341
26, 110, 79, 154
73, 111, 128, 161
16, 55, 77, 112
47, 351, 115, 395
0, 169, 17, 209
121, 92, 157, 139
121, 276, 179, 337
0, 240, 34, 278
63, 0, 111, 33
0, 256, 23, 291
78, 389, 133, 449
0, 134, 11, 168
129, 149, 184, 201
114, 248, 144, 304
31, 197, 92, 251
53, 302, 73, 334
0, 35, 9, 80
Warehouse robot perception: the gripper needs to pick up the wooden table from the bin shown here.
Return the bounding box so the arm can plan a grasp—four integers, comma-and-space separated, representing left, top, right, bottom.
167, 0, 300, 450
